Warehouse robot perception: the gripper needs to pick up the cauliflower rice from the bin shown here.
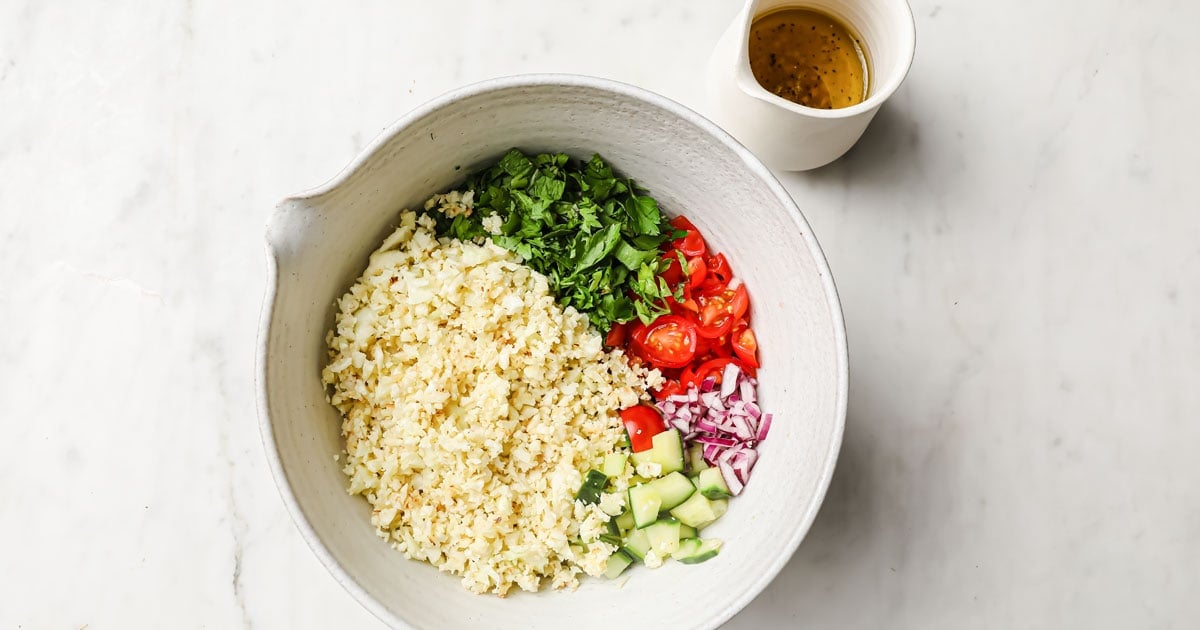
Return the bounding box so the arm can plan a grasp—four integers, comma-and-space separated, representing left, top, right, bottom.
321, 207, 660, 596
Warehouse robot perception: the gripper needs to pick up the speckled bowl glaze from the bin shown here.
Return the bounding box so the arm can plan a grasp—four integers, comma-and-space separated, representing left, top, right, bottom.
257, 74, 847, 630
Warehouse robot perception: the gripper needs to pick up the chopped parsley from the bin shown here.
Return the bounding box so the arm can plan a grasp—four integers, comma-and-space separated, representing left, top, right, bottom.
428, 148, 684, 331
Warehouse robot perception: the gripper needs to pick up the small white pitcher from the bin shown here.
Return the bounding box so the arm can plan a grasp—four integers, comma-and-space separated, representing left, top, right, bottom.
706, 0, 916, 171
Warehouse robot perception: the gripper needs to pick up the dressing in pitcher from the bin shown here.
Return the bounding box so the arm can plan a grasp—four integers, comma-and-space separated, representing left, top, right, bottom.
748, 7, 870, 109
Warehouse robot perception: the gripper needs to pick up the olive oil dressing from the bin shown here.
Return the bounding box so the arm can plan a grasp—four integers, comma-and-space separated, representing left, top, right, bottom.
748, 7, 871, 109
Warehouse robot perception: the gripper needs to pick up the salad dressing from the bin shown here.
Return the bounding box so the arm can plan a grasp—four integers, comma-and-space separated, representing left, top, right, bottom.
748, 7, 870, 109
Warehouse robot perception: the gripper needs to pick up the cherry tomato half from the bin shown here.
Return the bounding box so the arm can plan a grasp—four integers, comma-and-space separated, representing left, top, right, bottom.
703, 253, 732, 291
621, 405, 666, 452
687, 256, 707, 289
699, 333, 734, 359
639, 315, 699, 369
653, 379, 686, 400
682, 357, 741, 387
669, 216, 707, 258
695, 286, 741, 339
659, 252, 685, 286
732, 322, 759, 368
696, 284, 749, 336
605, 322, 628, 348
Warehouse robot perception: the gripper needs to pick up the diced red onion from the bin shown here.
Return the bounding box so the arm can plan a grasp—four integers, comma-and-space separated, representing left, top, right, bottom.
739, 380, 755, 404
720, 363, 740, 397
756, 413, 773, 441
719, 461, 744, 495
700, 377, 717, 393
730, 414, 754, 440
695, 435, 737, 447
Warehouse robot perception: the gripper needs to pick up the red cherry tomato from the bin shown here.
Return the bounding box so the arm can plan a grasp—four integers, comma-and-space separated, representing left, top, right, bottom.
695, 288, 738, 339
703, 253, 732, 290
731, 283, 749, 320
670, 296, 699, 315
627, 321, 650, 360
669, 216, 707, 258
732, 322, 759, 368
621, 405, 666, 452
605, 322, 627, 347
696, 284, 749, 336
669, 215, 698, 231
682, 357, 740, 387
640, 315, 699, 369
659, 252, 684, 286
654, 379, 685, 400
686, 256, 707, 289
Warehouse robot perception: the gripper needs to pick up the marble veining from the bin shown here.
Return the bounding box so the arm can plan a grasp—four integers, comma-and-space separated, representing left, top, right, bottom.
1, 0, 1198, 628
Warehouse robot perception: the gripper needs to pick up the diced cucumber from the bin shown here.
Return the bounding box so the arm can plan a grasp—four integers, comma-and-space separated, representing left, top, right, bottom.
672, 537, 722, 564
629, 474, 652, 485
576, 469, 608, 505
602, 452, 627, 478
630, 448, 655, 470
605, 550, 634, 579
696, 467, 731, 499
644, 519, 682, 556
646, 471, 695, 511
679, 523, 698, 539
615, 511, 635, 532
687, 442, 708, 473
622, 527, 651, 561
649, 429, 685, 474
628, 484, 662, 528
629, 430, 685, 476
617, 432, 630, 448
668, 492, 729, 529
605, 518, 621, 539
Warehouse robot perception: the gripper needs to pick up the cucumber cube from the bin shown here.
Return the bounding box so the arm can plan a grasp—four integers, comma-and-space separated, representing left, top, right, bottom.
696, 467, 731, 499
644, 519, 682, 556
687, 443, 708, 473
602, 452, 627, 478
628, 484, 662, 528
672, 537, 722, 564
622, 528, 651, 561
649, 429, 685, 474
668, 492, 729, 529
605, 550, 634, 579
646, 471, 695, 512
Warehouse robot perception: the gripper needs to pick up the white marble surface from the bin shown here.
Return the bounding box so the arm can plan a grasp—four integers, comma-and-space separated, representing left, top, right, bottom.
2, 0, 1198, 627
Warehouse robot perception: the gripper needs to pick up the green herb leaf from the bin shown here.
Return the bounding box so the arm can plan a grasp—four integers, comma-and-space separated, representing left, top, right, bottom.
627, 194, 663, 236
498, 148, 534, 180
613, 240, 659, 271
576, 223, 621, 271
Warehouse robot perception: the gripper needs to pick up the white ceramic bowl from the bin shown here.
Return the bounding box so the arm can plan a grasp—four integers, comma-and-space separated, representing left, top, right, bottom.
257, 74, 847, 630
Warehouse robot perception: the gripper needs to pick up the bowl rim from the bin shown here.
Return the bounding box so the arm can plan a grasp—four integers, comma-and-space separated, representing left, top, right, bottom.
256, 72, 848, 630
